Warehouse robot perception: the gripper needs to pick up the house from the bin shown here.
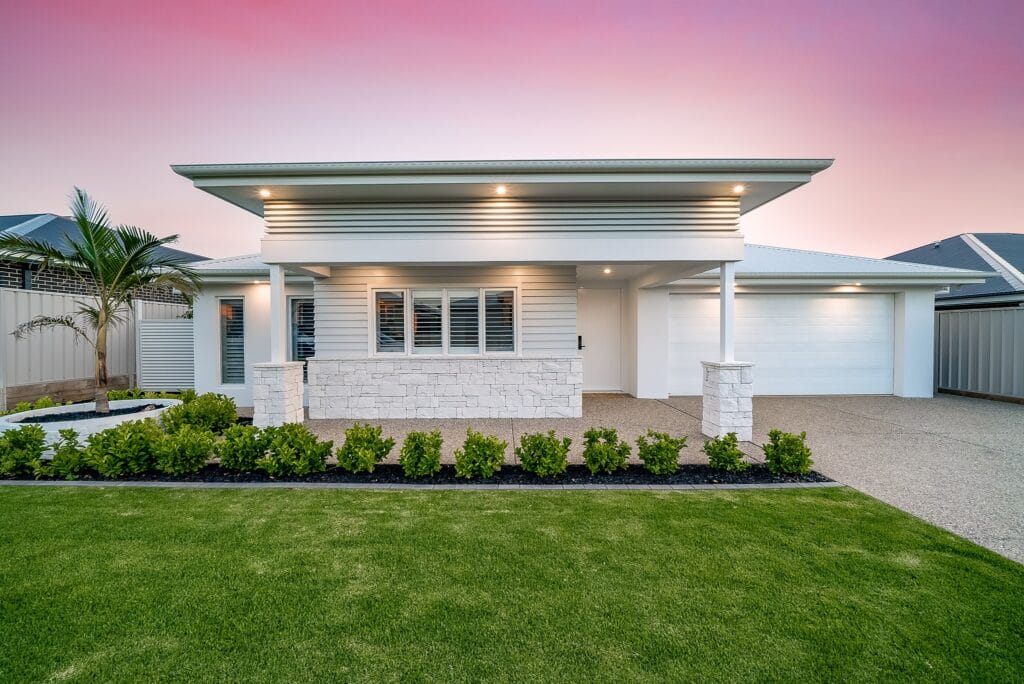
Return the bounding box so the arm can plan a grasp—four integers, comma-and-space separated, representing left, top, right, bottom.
888, 233, 1024, 309
174, 159, 987, 439
0, 213, 206, 408
888, 233, 1023, 402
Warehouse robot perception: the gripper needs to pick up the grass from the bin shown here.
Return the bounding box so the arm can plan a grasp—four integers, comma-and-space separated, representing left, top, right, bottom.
0, 487, 1021, 682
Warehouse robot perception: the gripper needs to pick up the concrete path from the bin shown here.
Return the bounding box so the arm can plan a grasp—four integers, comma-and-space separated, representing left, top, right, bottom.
666, 394, 1024, 564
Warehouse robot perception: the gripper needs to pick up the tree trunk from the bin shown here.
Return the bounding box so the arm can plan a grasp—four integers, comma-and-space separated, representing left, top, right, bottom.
94, 318, 109, 414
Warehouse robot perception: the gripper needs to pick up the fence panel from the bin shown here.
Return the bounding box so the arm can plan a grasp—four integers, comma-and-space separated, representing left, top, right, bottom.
936, 307, 1023, 400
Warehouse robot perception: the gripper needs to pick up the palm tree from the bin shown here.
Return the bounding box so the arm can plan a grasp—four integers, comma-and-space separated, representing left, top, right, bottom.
0, 188, 201, 413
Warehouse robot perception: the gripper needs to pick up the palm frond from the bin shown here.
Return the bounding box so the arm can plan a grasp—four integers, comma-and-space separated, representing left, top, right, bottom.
11, 314, 94, 346
0, 234, 86, 272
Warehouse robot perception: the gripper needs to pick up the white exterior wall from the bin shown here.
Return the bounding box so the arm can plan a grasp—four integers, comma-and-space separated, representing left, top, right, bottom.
893, 288, 937, 398
193, 281, 314, 407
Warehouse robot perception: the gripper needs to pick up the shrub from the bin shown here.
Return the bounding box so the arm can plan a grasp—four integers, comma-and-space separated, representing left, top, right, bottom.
157, 425, 215, 475
178, 389, 198, 404
703, 432, 749, 473
0, 424, 47, 476
36, 429, 87, 479
215, 424, 270, 472
454, 429, 506, 479
12, 402, 33, 414
515, 431, 571, 477
762, 429, 813, 475
582, 427, 631, 475
160, 393, 237, 435
32, 396, 56, 410
336, 423, 395, 473
107, 388, 145, 400
636, 430, 687, 475
257, 423, 333, 477
85, 419, 165, 477
398, 430, 443, 478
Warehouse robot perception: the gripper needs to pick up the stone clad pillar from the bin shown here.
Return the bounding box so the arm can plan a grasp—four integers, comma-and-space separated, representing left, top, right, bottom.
701, 361, 753, 442
701, 261, 754, 441
252, 362, 305, 427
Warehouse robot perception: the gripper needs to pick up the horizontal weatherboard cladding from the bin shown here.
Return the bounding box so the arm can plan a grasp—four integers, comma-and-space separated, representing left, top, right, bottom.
264, 198, 739, 234
313, 266, 577, 357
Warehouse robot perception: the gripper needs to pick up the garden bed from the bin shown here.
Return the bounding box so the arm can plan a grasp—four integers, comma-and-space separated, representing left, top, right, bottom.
17, 403, 162, 424
8, 462, 831, 485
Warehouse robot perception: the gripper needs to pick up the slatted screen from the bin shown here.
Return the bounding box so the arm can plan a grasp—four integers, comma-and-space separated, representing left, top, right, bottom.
485, 290, 515, 352
291, 298, 315, 381
219, 298, 245, 384
137, 319, 194, 391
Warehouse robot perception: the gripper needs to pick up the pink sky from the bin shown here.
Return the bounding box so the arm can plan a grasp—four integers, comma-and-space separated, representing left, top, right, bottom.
2, 0, 1022, 258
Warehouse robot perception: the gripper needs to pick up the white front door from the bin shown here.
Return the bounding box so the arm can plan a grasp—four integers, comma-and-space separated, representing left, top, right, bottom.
578, 287, 622, 392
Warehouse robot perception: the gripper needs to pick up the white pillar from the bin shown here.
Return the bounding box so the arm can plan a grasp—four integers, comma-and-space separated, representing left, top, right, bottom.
720, 261, 735, 362
633, 288, 670, 398
269, 264, 287, 364
894, 288, 936, 397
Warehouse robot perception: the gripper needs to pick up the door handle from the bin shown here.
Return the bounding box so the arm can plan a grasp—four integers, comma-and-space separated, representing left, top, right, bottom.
578, 335, 585, 350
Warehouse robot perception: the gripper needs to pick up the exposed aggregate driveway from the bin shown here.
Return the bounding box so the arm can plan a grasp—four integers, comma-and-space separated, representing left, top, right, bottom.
665, 394, 1024, 564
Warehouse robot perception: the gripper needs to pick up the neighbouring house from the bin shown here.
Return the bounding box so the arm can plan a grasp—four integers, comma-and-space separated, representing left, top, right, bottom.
888, 233, 1024, 402
174, 159, 987, 439
0, 213, 206, 408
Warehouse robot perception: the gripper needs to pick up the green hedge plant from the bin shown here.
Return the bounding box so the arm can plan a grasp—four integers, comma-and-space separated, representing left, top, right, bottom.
215, 424, 270, 472
399, 430, 443, 478
703, 432, 749, 473
157, 425, 215, 475
636, 430, 687, 476
454, 429, 506, 479
582, 427, 630, 475
515, 431, 571, 477
160, 393, 237, 435
762, 429, 813, 475
0, 424, 47, 476
257, 424, 333, 477
35, 429, 87, 480
85, 419, 164, 478
336, 424, 395, 473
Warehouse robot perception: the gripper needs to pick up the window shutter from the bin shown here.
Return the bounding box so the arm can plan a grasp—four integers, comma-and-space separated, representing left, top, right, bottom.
412, 290, 443, 353
485, 290, 515, 352
375, 291, 405, 352
290, 298, 315, 381
447, 289, 480, 353
219, 298, 245, 384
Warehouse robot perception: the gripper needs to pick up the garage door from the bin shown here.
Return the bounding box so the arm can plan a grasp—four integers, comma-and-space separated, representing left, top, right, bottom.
669, 293, 894, 395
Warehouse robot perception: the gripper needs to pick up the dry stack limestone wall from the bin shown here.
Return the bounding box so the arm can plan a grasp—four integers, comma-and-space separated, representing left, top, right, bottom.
307, 357, 583, 419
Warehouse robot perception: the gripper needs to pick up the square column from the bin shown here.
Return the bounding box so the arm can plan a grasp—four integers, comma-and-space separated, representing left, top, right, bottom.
701, 261, 754, 441
253, 362, 304, 427
701, 361, 754, 442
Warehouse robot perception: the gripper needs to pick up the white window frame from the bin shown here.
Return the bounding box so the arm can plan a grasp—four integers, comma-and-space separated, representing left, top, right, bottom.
216, 296, 246, 386
370, 286, 519, 357
288, 296, 315, 382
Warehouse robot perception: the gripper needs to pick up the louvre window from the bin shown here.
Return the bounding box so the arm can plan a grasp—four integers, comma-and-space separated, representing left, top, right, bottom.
448, 289, 480, 354
219, 298, 245, 384
375, 290, 406, 353
373, 288, 515, 356
290, 298, 315, 381
485, 290, 515, 352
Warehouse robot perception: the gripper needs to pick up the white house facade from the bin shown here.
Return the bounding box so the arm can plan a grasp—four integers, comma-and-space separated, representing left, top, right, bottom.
175, 159, 986, 440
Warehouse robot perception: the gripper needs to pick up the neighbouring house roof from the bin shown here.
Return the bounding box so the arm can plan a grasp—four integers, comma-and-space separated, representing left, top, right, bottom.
0, 213, 208, 263
887, 233, 1024, 300
172, 158, 834, 217
196, 245, 990, 286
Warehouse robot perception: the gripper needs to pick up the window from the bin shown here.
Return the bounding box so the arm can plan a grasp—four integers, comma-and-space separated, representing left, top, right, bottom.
375, 290, 405, 352
219, 298, 245, 384
20, 264, 32, 290
373, 287, 516, 356
290, 298, 315, 381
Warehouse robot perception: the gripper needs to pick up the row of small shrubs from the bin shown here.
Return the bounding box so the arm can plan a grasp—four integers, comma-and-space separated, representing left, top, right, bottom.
0, 396, 71, 417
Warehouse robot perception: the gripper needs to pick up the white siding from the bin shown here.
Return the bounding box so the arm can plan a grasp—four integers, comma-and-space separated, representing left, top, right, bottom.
314, 266, 577, 357
264, 198, 739, 235
0, 289, 187, 388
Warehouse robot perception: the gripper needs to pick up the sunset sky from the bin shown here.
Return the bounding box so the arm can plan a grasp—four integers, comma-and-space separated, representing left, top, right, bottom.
1, 0, 1021, 259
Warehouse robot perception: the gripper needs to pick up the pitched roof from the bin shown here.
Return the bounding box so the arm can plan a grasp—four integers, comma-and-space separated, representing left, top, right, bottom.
887, 233, 1024, 299
0, 213, 207, 263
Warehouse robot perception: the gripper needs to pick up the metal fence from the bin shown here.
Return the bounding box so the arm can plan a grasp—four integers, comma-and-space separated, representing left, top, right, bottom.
0, 288, 188, 408
935, 307, 1024, 400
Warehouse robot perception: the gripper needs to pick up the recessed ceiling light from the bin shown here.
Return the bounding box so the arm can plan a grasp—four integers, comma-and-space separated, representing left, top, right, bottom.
603, 268, 612, 274
854, 282, 862, 286
259, 189, 271, 198
732, 184, 746, 194
495, 185, 507, 195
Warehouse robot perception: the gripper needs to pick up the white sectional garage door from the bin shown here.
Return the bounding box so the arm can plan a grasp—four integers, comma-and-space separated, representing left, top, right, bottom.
669, 293, 894, 395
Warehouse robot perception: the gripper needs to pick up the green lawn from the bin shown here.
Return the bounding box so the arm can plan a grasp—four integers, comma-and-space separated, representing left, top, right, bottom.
1, 487, 1021, 682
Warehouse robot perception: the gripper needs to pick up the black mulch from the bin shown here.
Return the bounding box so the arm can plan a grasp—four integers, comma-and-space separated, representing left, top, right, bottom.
14, 404, 164, 424
17, 463, 831, 485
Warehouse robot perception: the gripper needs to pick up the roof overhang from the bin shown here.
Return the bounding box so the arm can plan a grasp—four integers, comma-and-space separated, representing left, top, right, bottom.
171, 158, 833, 216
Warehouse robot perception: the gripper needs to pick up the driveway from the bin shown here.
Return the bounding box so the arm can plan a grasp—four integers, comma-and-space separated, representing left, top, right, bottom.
666, 394, 1024, 564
